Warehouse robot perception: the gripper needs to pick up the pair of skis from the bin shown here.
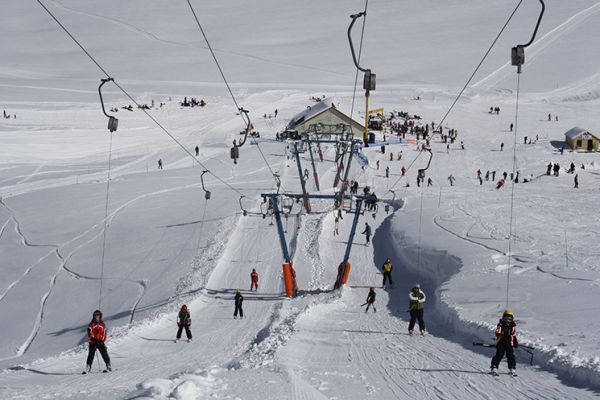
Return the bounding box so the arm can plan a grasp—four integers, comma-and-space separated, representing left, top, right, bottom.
473, 342, 536, 365
490, 369, 517, 377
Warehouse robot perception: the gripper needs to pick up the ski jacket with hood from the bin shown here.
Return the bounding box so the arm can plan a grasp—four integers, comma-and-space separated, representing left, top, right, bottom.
408, 288, 426, 311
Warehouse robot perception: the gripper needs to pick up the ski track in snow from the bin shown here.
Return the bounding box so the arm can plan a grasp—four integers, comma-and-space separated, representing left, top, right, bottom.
473, 2, 600, 90
47, 0, 345, 77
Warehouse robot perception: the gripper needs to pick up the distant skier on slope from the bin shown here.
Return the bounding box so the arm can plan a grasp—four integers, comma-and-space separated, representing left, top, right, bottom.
364, 287, 376, 313
176, 305, 192, 342
490, 310, 518, 376
362, 222, 372, 246
234, 289, 244, 319
382, 258, 393, 287
84, 310, 111, 373
408, 284, 426, 335
250, 269, 259, 291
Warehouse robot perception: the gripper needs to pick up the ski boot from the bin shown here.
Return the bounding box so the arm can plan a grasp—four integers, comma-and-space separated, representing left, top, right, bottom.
408, 330, 414, 336
103, 364, 111, 373
82, 365, 92, 374
509, 368, 517, 377
490, 367, 499, 376
420, 330, 427, 336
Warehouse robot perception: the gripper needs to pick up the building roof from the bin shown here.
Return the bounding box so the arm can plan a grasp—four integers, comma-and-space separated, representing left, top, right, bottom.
286, 100, 333, 131
565, 127, 597, 139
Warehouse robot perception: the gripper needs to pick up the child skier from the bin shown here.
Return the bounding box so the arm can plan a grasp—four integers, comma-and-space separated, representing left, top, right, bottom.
84, 310, 111, 374
250, 269, 259, 291
491, 310, 518, 376
382, 258, 393, 287
364, 287, 376, 313
408, 284, 427, 335
176, 304, 192, 342
234, 289, 244, 319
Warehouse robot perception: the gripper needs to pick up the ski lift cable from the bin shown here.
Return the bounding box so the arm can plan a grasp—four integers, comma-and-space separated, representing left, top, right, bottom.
349, 0, 369, 123
35, 0, 248, 198
98, 132, 113, 309
185, 0, 287, 191
437, 0, 524, 129
382, 148, 425, 198
505, 73, 520, 309
184, 0, 248, 128
505, 0, 545, 309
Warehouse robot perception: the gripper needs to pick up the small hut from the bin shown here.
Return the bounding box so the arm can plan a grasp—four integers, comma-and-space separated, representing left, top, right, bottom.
564, 127, 599, 151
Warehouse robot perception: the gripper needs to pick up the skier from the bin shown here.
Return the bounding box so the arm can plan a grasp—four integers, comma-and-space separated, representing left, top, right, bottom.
492, 170, 496, 181
397, 151, 402, 161
274, 109, 278, 117
250, 269, 259, 291
546, 162, 552, 175
195, 145, 199, 156
334, 208, 342, 236
574, 174, 579, 188
448, 174, 455, 187
84, 310, 111, 374
176, 305, 192, 342
385, 166, 390, 178
485, 171, 490, 181
510, 123, 514, 132
490, 310, 518, 376
382, 258, 393, 287
500, 143, 504, 151
548, 113, 552, 121
376, 160, 380, 170
390, 152, 394, 161
364, 287, 376, 313
523, 136, 528, 145
401, 166, 406, 176
234, 289, 244, 319
158, 159, 163, 169
496, 179, 505, 189
427, 177, 433, 187
408, 284, 426, 335
362, 222, 372, 246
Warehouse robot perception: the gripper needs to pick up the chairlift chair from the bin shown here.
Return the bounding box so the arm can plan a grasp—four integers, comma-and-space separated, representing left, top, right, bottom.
98, 78, 119, 133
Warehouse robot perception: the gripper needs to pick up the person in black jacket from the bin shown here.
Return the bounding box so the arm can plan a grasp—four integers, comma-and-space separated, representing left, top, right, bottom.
365, 288, 376, 313
234, 289, 244, 319
491, 310, 518, 375
176, 304, 192, 342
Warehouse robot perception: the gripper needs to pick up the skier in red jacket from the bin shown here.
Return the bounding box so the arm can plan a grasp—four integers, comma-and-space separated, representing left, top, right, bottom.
85, 310, 111, 373
250, 269, 259, 291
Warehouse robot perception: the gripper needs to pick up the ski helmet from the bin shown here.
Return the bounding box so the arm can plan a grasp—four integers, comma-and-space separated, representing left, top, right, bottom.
503, 309, 514, 317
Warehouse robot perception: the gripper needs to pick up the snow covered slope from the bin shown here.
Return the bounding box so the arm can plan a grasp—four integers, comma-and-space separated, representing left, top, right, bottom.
1, 0, 600, 399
